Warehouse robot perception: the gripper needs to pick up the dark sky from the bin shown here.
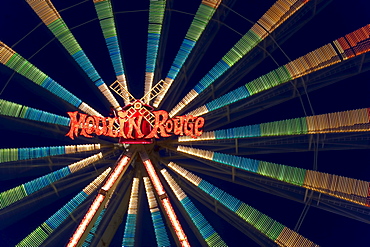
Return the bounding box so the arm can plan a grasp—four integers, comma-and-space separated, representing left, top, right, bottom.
0, 0, 370, 246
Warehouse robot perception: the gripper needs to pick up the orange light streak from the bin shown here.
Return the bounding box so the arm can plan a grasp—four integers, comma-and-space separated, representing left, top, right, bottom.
162, 198, 190, 247
143, 159, 165, 195
67, 194, 105, 247
141, 157, 190, 247
67, 155, 130, 247
102, 156, 130, 191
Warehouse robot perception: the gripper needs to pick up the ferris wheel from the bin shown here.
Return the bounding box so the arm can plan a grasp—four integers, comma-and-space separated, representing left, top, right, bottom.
0, 0, 369, 246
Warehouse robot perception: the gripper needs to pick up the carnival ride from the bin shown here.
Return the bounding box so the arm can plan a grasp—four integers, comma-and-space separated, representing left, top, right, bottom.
0, 0, 369, 246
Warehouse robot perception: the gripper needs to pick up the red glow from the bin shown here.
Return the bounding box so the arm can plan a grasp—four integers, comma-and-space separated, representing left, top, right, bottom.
143, 160, 165, 195
67, 194, 105, 247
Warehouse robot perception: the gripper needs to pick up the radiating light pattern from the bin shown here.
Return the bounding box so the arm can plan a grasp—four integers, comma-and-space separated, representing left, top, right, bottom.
0, 99, 70, 126
122, 178, 140, 247
67, 154, 131, 247
169, 0, 312, 117
179, 108, 370, 142
26, 0, 120, 109
144, 0, 166, 103
143, 177, 170, 247
0, 144, 101, 163
161, 169, 226, 247
141, 158, 190, 247
0, 152, 103, 210
177, 146, 370, 207
186, 25, 370, 117
93, 0, 129, 106
16, 168, 111, 247
0, 42, 100, 116
168, 162, 319, 247
153, 0, 222, 108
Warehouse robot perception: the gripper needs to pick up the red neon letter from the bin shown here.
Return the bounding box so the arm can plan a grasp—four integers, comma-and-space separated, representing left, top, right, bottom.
173, 116, 185, 136
85, 116, 96, 135
145, 110, 171, 138
127, 116, 144, 139
66, 112, 91, 139
106, 117, 118, 137
93, 116, 107, 136
194, 117, 205, 137
165, 119, 174, 133
117, 111, 127, 138
184, 115, 196, 138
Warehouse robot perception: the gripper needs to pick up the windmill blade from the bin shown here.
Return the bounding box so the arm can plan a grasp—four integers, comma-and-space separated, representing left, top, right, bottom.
26, 0, 121, 110
121, 101, 156, 127
140, 79, 169, 105
137, 107, 156, 127
109, 80, 136, 104
176, 146, 370, 208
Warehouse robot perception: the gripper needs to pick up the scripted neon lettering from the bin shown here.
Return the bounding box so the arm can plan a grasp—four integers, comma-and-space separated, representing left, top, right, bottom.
66, 110, 204, 140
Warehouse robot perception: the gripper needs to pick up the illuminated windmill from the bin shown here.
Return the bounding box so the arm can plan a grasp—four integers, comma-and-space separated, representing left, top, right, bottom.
109, 79, 170, 143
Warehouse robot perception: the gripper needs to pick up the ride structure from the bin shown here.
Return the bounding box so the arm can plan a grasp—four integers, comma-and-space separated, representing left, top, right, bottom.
0, 0, 369, 246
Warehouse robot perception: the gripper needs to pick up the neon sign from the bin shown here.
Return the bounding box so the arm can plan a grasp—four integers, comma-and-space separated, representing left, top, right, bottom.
66, 108, 205, 143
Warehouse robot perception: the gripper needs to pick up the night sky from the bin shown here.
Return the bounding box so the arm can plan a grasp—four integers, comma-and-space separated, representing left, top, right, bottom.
1, 0, 370, 246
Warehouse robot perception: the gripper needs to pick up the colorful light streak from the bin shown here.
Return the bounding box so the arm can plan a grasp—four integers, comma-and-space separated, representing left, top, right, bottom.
141, 156, 190, 247
161, 169, 226, 246
67, 194, 105, 247
168, 162, 318, 247
122, 178, 140, 246
102, 156, 130, 191
143, 177, 170, 246
143, 159, 166, 196
67, 154, 131, 247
